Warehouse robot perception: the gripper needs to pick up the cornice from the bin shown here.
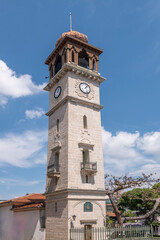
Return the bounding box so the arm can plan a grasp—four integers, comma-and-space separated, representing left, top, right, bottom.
45, 188, 106, 198
43, 62, 106, 91
45, 96, 103, 117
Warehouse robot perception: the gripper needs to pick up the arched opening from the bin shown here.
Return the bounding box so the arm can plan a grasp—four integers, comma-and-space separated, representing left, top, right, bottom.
57, 119, 59, 133
83, 115, 87, 129
78, 49, 89, 69
72, 51, 74, 63
55, 54, 62, 75
92, 59, 95, 70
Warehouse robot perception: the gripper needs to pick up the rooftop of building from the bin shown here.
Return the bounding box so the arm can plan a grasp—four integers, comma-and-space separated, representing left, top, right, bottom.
0, 193, 45, 212
55, 30, 88, 47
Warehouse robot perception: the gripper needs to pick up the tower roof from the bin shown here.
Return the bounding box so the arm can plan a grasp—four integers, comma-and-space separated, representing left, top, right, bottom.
55, 30, 88, 47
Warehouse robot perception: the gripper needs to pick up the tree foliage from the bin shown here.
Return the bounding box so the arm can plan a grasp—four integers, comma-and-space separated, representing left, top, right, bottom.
105, 174, 160, 226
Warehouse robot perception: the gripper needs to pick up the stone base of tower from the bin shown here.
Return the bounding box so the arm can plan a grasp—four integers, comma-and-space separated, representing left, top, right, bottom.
45, 189, 106, 240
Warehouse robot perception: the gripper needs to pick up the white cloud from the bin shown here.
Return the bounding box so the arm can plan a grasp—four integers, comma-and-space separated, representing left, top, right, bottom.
25, 108, 45, 119
0, 60, 46, 106
102, 127, 160, 176
0, 130, 47, 168
0, 178, 42, 186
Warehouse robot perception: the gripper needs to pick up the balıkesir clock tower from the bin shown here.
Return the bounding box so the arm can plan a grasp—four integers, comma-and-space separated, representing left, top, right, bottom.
44, 30, 106, 240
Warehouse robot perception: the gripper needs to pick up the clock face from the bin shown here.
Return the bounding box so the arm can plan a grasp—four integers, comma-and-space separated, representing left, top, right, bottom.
54, 86, 62, 99
79, 83, 90, 94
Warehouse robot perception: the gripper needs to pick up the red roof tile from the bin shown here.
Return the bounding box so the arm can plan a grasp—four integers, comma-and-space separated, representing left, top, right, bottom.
13, 202, 44, 212
0, 193, 46, 210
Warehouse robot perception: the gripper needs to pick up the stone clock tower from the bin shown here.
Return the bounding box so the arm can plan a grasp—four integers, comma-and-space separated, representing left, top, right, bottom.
44, 30, 106, 240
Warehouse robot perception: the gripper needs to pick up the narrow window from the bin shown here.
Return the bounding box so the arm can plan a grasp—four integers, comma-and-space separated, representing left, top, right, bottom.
83, 150, 90, 170
55, 152, 59, 172
83, 115, 87, 129
55, 54, 62, 74
92, 59, 95, 70
57, 119, 59, 133
86, 175, 88, 183
82, 150, 89, 163
55, 202, 57, 212
72, 51, 74, 62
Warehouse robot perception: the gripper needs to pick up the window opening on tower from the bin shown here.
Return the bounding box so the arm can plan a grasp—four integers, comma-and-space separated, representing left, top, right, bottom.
82, 150, 89, 164
78, 49, 89, 69
72, 51, 74, 63
55, 152, 59, 172
55, 54, 62, 74
55, 202, 57, 212
57, 119, 59, 133
86, 175, 89, 183
83, 115, 87, 129
92, 59, 95, 70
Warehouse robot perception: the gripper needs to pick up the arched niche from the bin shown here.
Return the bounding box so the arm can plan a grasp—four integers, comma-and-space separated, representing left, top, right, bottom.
78, 49, 89, 69
55, 54, 62, 75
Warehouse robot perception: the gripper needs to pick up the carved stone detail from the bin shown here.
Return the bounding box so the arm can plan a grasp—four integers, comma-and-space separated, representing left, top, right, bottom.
75, 80, 94, 100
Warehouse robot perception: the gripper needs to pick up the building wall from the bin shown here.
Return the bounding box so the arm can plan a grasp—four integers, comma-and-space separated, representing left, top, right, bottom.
0, 206, 45, 240
46, 102, 69, 193
68, 101, 105, 190
45, 196, 68, 240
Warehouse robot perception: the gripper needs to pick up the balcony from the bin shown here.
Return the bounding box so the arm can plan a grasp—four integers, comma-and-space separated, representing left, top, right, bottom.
81, 162, 97, 175
47, 164, 60, 178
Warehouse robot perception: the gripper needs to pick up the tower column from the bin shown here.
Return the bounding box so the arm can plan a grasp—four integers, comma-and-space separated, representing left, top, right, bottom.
44, 30, 106, 240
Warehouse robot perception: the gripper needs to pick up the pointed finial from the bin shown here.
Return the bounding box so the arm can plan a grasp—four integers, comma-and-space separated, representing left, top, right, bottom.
70, 12, 72, 31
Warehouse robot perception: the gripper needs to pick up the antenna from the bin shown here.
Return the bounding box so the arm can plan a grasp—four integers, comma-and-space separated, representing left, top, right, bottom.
70, 12, 72, 31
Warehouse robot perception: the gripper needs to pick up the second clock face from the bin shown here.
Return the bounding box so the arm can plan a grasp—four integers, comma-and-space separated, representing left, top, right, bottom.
79, 83, 91, 94
54, 86, 62, 99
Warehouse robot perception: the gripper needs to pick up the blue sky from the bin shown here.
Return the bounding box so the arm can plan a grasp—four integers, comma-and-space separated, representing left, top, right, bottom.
0, 0, 160, 200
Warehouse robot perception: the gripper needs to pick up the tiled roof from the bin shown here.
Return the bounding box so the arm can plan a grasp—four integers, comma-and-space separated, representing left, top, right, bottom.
0, 193, 45, 212
13, 202, 44, 212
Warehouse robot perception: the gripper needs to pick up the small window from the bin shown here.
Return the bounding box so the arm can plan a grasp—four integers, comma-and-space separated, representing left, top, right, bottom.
92, 59, 95, 70
83, 115, 87, 129
72, 51, 74, 62
57, 119, 59, 133
55, 152, 59, 172
86, 175, 88, 183
55, 202, 57, 212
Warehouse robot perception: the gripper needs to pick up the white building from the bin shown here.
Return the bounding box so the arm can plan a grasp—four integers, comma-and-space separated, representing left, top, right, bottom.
0, 193, 45, 240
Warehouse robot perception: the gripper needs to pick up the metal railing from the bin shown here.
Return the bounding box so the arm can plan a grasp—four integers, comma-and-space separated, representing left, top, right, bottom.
81, 162, 97, 171
70, 225, 153, 240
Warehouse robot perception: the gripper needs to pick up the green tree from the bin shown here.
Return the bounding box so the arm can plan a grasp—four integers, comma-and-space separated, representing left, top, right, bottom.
118, 183, 160, 224
105, 174, 160, 226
